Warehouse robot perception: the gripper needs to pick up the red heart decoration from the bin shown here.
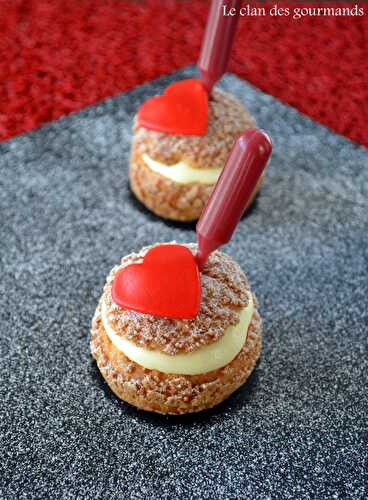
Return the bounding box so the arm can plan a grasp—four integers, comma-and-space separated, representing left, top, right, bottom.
112, 244, 201, 319
137, 79, 208, 136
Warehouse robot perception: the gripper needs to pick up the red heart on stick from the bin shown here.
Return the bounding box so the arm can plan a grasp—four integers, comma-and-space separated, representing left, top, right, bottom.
112, 244, 201, 319
137, 79, 208, 136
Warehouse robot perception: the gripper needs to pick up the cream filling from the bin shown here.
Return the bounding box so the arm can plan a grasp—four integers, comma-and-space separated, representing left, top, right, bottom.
101, 294, 254, 375
142, 153, 222, 185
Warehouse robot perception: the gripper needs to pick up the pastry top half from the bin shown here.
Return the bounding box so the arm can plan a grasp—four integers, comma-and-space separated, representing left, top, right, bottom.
99, 244, 256, 378
132, 89, 255, 170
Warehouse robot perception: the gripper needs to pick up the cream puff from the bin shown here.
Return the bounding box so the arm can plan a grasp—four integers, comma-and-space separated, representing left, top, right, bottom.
90, 243, 262, 415
129, 80, 259, 222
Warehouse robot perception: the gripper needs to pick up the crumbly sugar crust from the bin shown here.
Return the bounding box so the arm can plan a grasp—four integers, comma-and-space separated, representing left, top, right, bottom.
129, 151, 213, 221
129, 152, 263, 221
102, 244, 252, 355
132, 88, 255, 169
90, 304, 262, 415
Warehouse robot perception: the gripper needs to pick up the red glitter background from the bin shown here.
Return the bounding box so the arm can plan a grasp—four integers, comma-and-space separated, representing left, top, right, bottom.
1, 0, 367, 146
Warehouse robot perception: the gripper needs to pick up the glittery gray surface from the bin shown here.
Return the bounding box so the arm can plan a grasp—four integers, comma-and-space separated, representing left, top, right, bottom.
1, 67, 368, 499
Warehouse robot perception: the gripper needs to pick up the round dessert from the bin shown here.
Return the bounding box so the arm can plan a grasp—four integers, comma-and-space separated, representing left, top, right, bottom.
90, 244, 262, 415
129, 89, 261, 222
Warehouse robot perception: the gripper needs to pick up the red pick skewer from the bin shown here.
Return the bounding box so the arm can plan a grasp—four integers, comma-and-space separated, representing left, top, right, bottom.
196, 129, 272, 270
198, 0, 242, 94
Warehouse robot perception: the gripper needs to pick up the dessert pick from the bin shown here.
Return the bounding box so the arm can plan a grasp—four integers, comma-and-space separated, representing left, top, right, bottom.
198, 0, 242, 94
136, 0, 242, 135
114, 128, 271, 320
196, 128, 272, 270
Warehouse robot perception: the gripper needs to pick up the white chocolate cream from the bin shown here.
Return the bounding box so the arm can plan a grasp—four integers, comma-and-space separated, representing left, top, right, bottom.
101, 294, 254, 375
142, 153, 222, 185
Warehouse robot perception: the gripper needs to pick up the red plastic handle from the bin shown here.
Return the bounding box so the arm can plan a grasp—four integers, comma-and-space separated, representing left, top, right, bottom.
196, 129, 272, 269
198, 0, 242, 94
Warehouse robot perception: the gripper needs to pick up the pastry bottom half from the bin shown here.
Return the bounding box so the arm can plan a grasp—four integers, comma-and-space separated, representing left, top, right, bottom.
90, 307, 262, 415
129, 152, 263, 222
